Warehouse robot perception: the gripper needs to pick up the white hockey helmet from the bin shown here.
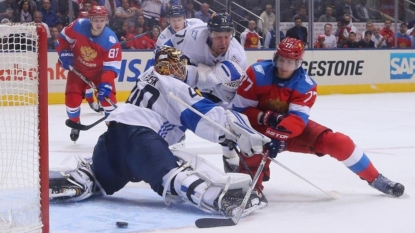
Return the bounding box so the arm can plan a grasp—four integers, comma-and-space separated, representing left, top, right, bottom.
197, 60, 245, 103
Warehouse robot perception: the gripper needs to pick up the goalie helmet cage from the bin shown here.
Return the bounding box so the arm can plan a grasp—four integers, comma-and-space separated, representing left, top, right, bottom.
0, 23, 49, 233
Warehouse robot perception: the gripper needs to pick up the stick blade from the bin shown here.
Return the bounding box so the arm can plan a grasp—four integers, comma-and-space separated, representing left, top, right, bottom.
195, 218, 236, 228
65, 119, 89, 130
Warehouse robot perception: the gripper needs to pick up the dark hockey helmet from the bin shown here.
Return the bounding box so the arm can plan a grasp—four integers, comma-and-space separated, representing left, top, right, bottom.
168, 5, 186, 18
207, 13, 234, 33
154, 46, 187, 81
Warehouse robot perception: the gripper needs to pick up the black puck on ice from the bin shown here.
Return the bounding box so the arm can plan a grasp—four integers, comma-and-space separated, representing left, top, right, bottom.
116, 221, 128, 228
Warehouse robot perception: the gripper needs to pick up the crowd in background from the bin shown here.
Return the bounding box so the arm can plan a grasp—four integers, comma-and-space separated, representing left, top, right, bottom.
0, 0, 414, 50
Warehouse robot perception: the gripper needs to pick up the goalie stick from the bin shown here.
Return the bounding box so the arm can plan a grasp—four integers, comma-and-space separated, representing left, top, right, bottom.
120, 32, 149, 45
167, 92, 268, 228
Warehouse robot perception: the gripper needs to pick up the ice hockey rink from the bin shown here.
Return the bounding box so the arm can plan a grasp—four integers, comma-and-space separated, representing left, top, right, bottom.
48, 92, 415, 233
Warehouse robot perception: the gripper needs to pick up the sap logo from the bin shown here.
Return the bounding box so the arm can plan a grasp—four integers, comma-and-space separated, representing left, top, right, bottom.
390, 53, 415, 79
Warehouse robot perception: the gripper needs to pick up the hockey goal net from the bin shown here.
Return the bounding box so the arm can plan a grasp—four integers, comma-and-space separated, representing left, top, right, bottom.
0, 23, 49, 232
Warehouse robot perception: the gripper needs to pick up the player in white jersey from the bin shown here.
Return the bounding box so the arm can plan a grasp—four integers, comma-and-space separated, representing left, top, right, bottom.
49, 46, 270, 217
165, 13, 247, 70
156, 5, 204, 47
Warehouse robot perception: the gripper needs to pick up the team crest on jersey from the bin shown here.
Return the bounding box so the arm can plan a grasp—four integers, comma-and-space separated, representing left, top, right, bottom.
109, 36, 116, 44
266, 99, 288, 113
160, 34, 166, 39
191, 30, 198, 40
80, 46, 97, 61
254, 64, 264, 75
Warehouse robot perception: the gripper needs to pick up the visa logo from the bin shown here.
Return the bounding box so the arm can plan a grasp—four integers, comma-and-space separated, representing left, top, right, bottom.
390, 53, 415, 79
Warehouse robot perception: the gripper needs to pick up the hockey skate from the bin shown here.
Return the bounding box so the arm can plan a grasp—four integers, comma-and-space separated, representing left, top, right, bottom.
70, 127, 80, 142
369, 174, 405, 197
214, 189, 265, 217
222, 155, 239, 173
88, 102, 104, 113
50, 158, 102, 202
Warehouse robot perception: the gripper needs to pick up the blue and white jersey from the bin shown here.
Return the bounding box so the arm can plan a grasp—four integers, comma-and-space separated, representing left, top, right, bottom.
156, 18, 204, 47
106, 67, 227, 145
164, 23, 247, 70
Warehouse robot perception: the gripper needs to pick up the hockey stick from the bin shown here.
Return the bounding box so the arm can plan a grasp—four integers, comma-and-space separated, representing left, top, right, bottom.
167, 92, 268, 228
167, 92, 336, 200
120, 32, 149, 45
68, 65, 117, 108
65, 115, 108, 131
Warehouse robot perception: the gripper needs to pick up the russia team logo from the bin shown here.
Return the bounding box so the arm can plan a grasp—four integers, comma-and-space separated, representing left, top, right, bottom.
390, 53, 415, 79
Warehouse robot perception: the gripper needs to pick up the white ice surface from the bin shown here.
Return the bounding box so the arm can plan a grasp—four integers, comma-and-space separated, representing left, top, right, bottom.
48, 93, 415, 233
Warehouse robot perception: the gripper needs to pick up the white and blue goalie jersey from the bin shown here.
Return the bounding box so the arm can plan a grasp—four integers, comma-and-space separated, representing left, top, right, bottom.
106, 67, 227, 145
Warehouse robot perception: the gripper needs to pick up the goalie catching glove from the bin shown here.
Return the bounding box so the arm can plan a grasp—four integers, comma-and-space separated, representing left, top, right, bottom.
222, 110, 271, 157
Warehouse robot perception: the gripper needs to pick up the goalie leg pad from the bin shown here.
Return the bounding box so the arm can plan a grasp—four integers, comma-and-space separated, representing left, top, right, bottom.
162, 151, 252, 213
49, 158, 103, 202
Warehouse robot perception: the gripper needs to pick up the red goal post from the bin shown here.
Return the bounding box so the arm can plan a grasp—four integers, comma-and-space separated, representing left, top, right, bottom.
0, 23, 49, 233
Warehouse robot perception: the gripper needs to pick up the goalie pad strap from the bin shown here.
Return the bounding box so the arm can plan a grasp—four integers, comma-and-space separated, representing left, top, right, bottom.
170, 176, 178, 196
185, 179, 205, 204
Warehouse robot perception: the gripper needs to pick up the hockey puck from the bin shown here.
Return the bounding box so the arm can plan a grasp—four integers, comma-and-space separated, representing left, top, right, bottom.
116, 221, 128, 228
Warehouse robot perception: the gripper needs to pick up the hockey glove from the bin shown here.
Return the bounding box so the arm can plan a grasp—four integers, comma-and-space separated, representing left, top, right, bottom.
224, 110, 271, 157
58, 50, 74, 70
97, 82, 113, 101
260, 110, 284, 127
264, 126, 291, 158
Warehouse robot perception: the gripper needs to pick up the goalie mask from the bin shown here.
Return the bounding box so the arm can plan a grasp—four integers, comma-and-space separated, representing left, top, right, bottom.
197, 60, 245, 103
154, 46, 187, 81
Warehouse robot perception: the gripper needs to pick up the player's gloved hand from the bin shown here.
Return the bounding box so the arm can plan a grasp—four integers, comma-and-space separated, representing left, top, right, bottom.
58, 50, 74, 70
264, 126, 291, 158
223, 110, 271, 157
97, 82, 113, 101
260, 110, 284, 127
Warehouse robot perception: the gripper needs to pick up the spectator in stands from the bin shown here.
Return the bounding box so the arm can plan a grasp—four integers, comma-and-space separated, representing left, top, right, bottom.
55, 19, 64, 32
115, 0, 142, 29
286, 16, 308, 45
314, 34, 327, 48
0, 0, 18, 18
40, 0, 57, 28
380, 19, 394, 47
263, 20, 285, 49
16, 0, 33, 22
336, 0, 359, 22
47, 26, 59, 49
396, 23, 412, 48
292, 6, 309, 22
337, 14, 356, 46
184, 0, 195, 19
410, 32, 415, 48
342, 31, 359, 48
355, 0, 374, 22
113, 19, 129, 47
372, 25, 387, 48
258, 4, 275, 38
281, 4, 296, 22
240, 19, 261, 49
98, 0, 121, 18
361, 21, 373, 39
0, 8, 15, 22
318, 6, 336, 22
158, 17, 168, 31
141, 0, 167, 29
37, 0, 59, 15
83, 0, 93, 12
358, 30, 374, 48
33, 11, 51, 38
323, 23, 336, 48
136, 14, 149, 32
129, 24, 157, 49
195, 2, 210, 23
147, 25, 160, 46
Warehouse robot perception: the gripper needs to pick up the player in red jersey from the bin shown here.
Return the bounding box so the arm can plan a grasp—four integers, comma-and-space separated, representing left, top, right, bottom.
232, 37, 405, 197
56, 6, 122, 142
